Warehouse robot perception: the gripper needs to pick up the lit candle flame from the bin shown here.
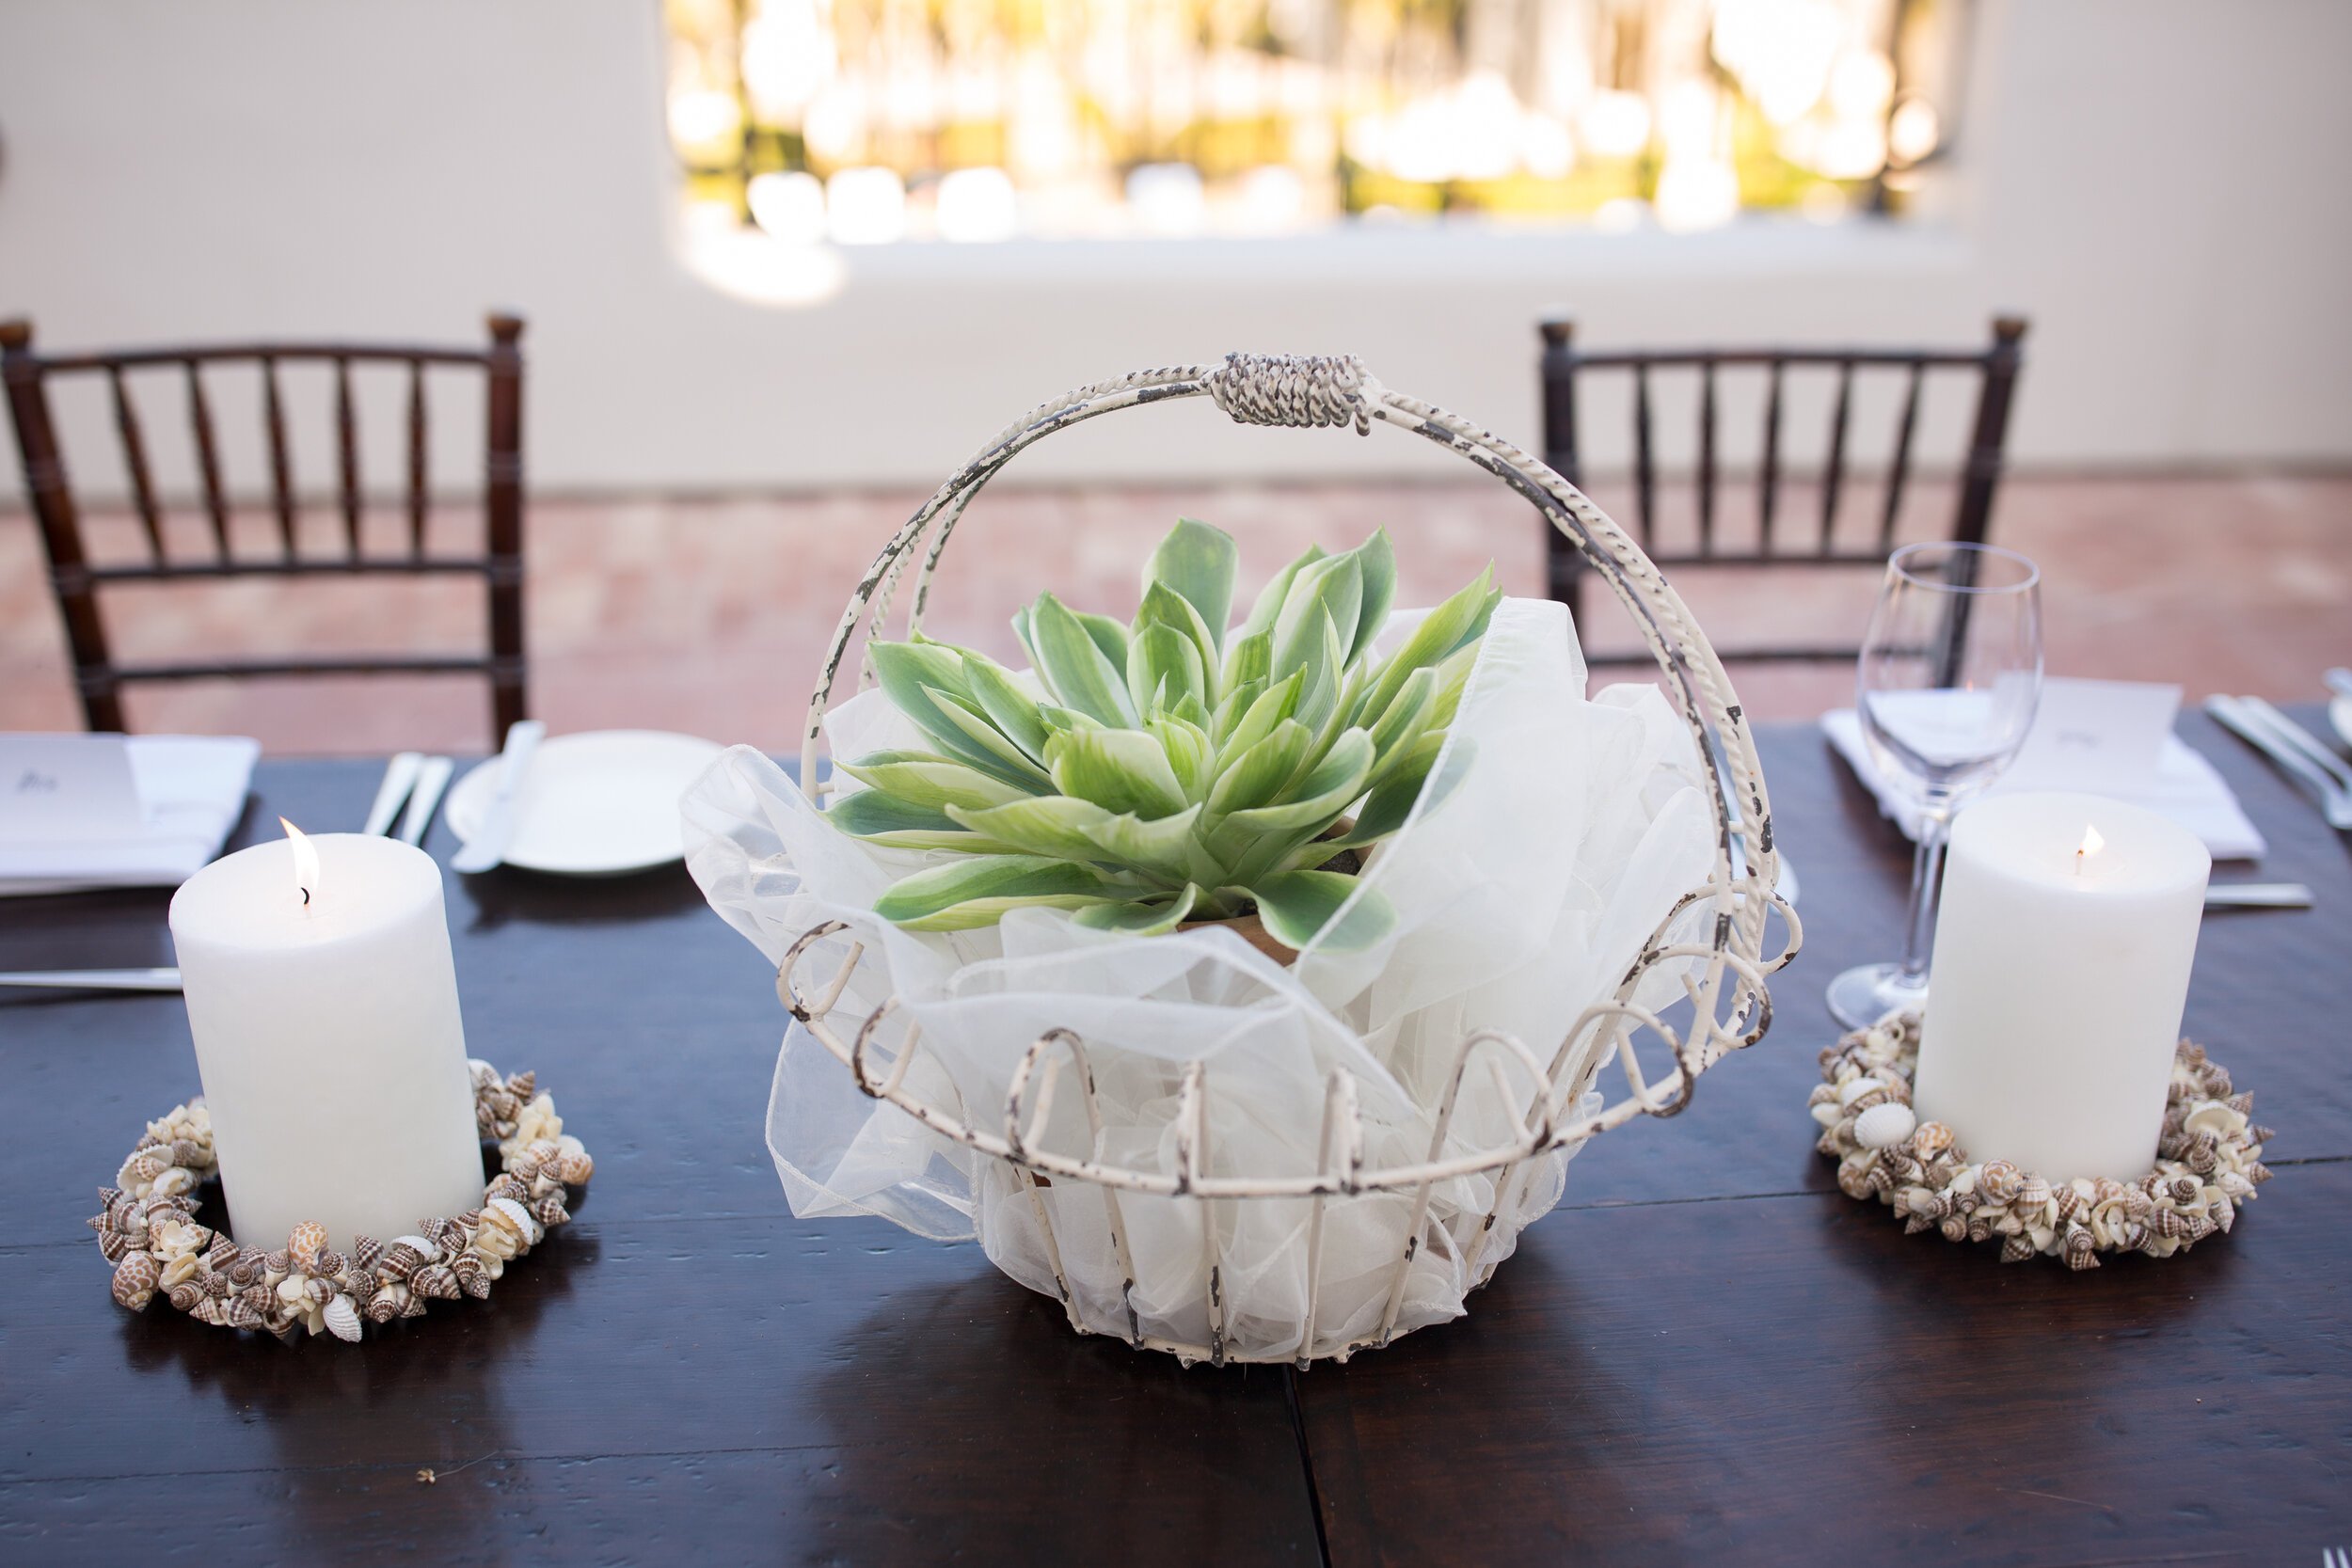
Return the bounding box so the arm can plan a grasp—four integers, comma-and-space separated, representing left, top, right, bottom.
280, 817, 321, 910
2075, 824, 2105, 876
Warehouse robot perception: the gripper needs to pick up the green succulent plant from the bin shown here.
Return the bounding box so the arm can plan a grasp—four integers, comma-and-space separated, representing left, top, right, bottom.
826, 517, 1499, 949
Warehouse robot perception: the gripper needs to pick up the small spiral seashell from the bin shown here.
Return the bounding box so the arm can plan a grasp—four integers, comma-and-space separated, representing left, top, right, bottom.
1837, 1076, 1888, 1109
363, 1285, 407, 1324
264, 1248, 291, 1273
305, 1275, 336, 1306
1912, 1121, 1954, 1157
1999, 1233, 2036, 1262
1853, 1102, 1916, 1150
159, 1251, 202, 1291
323, 1294, 363, 1343
2185, 1138, 2219, 1176
228, 1295, 268, 1331
1939, 1214, 1968, 1243
286, 1221, 329, 1270
228, 1254, 263, 1288
2249, 1125, 2278, 1148
554, 1149, 595, 1186
191, 1296, 230, 1327
2062, 1225, 2099, 1270
411, 1263, 462, 1301
1836, 1164, 1875, 1200
401, 1290, 428, 1319
531, 1192, 569, 1228
2092, 1178, 2126, 1205
1976, 1160, 2023, 1205
391, 1233, 442, 1264
2168, 1175, 2201, 1205
2123, 1187, 2154, 1221
167, 1280, 206, 1312
204, 1270, 231, 1299
99, 1229, 134, 1264
2053, 1187, 2085, 1222
169, 1138, 207, 1167
112, 1251, 160, 1311
348, 1235, 384, 1271
1965, 1217, 1993, 1244
486, 1174, 531, 1205
313, 1248, 346, 1279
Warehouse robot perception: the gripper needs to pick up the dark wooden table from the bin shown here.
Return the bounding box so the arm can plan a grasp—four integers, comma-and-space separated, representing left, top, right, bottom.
4, 714, 2346, 1566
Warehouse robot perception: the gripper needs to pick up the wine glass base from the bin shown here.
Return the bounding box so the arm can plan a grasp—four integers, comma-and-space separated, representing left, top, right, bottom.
1825, 961, 1930, 1032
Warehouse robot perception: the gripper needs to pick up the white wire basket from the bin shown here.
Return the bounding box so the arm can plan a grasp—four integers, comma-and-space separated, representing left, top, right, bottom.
763, 353, 1799, 1367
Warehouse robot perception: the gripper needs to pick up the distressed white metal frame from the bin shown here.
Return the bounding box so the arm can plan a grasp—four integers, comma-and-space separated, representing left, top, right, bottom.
777, 353, 1801, 1367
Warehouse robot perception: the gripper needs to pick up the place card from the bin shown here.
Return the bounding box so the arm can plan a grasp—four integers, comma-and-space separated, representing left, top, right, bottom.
1994, 677, 2180, 796
0, 734, 144, 843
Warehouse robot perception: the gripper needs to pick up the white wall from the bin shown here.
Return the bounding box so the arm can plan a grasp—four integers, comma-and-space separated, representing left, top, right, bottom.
1, 0, 2346, 499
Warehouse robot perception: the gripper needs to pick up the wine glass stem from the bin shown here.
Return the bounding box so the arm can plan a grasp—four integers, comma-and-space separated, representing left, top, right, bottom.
1897, 804, 1954, 988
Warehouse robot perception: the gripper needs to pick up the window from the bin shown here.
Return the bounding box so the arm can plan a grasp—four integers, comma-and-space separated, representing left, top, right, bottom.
667, 0, 1963, 245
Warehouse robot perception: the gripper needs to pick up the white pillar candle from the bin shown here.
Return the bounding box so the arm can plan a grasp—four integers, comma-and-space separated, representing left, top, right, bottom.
1914, 791, 2210, 1182
167, 826, 485, 1252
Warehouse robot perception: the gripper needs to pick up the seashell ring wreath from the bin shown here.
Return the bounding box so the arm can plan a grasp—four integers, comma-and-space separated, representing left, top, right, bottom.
87, 1061, 590, 1341
1812, 1013, 2274, 1268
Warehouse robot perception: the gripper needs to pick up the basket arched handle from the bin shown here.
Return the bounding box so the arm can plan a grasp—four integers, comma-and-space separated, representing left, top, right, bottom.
799, 351, 1787, 1038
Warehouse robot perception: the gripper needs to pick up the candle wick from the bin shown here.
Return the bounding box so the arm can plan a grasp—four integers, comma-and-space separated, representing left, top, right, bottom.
300, 886, 311, 908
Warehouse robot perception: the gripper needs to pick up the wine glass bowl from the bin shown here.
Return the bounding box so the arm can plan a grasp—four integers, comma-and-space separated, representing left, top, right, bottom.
1827, 543, 2044, 1030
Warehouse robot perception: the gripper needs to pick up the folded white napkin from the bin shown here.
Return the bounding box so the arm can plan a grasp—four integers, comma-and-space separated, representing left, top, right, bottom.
0, 736, 260, 895
1821, 709, 2266, 861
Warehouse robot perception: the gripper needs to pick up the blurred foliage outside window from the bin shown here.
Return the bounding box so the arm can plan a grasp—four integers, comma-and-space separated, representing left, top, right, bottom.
667, 0, 1963, 245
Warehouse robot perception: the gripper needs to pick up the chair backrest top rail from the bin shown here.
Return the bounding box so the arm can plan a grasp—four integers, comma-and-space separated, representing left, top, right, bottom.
1547, 345, 2001, 370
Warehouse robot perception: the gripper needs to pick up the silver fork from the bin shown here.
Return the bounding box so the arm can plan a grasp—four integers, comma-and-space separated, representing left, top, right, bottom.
2205, 696, 2352, 831
2322, 1547, 2348, 1568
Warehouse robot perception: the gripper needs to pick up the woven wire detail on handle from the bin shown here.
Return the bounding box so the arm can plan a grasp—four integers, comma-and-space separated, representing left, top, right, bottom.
780, 354, 1804, 1365
1204, 352, 1377, 435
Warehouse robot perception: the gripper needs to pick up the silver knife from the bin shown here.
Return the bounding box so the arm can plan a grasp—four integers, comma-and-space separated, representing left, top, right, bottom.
363, 752, 424, 836
450, 721, 547, 874
2204, 882, 2313, 910
0, 967, 183, 991
398, 756, 455, 847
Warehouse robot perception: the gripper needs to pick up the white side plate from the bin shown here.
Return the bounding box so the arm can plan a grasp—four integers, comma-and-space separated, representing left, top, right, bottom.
443, 730, 726, 877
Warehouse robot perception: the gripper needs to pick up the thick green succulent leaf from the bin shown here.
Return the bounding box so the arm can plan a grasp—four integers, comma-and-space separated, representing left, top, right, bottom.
1216, 672, 1298, 763
1313, 733, 1475, 862
1247, 870, 1392, 952
960, 653, 1053, 763
1209, 676, 1263, 747
1272, 554, 1361, 686
868, 640, 1015, 779
1226, 725, 1375, 836
946, 795, 1120, 861
1038, 705, 1104, 734
1150, 714, 1215, 801
873, 855, 1127, 928
1362, 665, 1437, 783
837, 751, 1030, 813
1134, 582, 1221, 703
1080, 800, 1207, 882
1127, 622, 1206, 717
1144, 519, 1237, 652
1291, 610, 1348, 738
826, 787, 1012, 852
1028, 592, 1138, 726
1358, 564, 1498, 724
1236, 544, 1325, 642
1207, 717, 1311, 816
1045, 726, 1188, 819
1347, 529, 1398, 665
1168, 690, 1214, 734
1073, 610, 1130, 672
921, 687, 1054, 786
1073, 884, 1200, 935
1219, 628, 1272, 696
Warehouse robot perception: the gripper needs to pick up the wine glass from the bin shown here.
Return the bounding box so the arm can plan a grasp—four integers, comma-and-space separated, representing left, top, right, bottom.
1825, 542, 2043, 1029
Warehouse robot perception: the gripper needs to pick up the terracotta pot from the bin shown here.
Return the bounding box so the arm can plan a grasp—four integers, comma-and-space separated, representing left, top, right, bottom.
1175, 910, 1298, 965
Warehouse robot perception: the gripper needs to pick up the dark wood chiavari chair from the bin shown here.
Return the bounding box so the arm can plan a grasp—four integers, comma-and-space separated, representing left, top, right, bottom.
1537, 313, 2027, 665
1, 313, 528, 736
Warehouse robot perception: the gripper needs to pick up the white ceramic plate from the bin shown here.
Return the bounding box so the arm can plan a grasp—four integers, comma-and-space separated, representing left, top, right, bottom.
444, 730, 726, 877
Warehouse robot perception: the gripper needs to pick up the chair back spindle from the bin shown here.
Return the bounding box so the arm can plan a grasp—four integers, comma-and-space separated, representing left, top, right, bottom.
0, 314, 531, 739
1535, 315, 2029, 666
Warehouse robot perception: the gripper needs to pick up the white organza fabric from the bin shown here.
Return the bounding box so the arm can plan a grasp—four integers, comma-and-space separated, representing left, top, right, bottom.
685, 596, 1715, 1360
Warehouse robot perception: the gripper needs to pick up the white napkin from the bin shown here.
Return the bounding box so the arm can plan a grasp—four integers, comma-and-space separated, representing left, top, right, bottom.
1821, 707, 2266, 861
0, 735, 260, 895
